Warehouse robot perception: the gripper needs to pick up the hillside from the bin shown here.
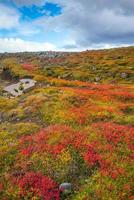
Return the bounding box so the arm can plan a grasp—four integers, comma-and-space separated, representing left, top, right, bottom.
0, 46, 134, 84
0, 47, 134, 200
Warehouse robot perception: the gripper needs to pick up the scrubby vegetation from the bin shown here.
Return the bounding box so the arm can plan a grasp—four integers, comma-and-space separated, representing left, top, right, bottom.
0, 47, 134, 199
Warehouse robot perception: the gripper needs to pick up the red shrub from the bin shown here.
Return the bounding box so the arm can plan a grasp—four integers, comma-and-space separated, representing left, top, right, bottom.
20, 146, 34, 157
23, 63, 35, 72
84, 144, 100, 166
0, 183, 3, 192
14, 172, 59, 200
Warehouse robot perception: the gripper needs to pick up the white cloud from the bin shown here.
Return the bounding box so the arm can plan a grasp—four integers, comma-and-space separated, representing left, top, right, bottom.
0, 38, 56, 52
1, 0, 134, 51
18, 23, 40, 36
34, 0, 134, 48
0, 3, 39, 36
0, 3, 20, 29
0, 38, 131, 53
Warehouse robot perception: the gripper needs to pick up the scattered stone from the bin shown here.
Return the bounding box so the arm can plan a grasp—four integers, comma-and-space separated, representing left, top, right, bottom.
95, 77, 101, 82
24, 107, 32, 114
120, 72, 128, 78
59, 183, 72, 194
107, 72, 113, 77
92, 66, 97, 71
110, 80, 117, 84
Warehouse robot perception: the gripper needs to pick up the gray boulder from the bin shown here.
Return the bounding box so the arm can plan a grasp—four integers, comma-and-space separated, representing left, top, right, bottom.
59, 183, 72, 194
92, 66, 97, 71
120, 72, 128, 78
95, 77, 101, 82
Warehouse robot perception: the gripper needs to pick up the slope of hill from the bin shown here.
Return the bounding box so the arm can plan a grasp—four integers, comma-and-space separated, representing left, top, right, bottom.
0, 47, 134, 200
0, 46, 134, 84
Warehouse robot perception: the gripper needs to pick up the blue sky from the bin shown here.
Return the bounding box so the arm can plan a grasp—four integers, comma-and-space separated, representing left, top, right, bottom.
19, 3, 62, 19
0, 0, 134, 52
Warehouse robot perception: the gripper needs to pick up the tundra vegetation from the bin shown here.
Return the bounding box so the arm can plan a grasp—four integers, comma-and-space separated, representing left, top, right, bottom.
0, 47, 134, 200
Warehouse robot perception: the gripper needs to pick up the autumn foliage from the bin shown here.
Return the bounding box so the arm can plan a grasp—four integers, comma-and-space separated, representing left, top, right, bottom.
13, 172, 59, 200
0, 47, 134, 199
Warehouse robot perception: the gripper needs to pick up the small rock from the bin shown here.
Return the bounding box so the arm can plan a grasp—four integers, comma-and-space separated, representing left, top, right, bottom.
59, 183, 72, 194
8, 111, 18, 122
120, 72, 128, 78
24, 107, 31, 114
16, 118, 20, 122
92, 66, 97, 71
95, 77, 101, 82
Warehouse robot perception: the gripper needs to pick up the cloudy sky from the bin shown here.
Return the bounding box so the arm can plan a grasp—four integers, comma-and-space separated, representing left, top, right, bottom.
0, 0, 134, 52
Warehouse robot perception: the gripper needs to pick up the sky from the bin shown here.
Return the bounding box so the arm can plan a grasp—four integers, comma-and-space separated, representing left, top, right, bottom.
0, 0, 134, 52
